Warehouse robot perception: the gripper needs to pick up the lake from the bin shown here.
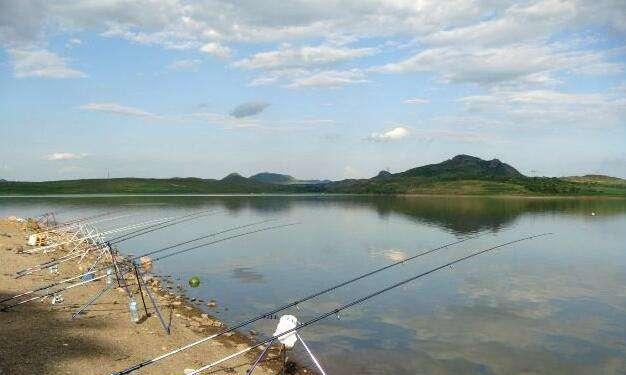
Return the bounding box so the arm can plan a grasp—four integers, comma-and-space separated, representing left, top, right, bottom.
1, 195, 625, 374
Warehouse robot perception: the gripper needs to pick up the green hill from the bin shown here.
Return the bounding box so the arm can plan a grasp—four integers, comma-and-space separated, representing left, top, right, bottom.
398, 154, 524, 179
1, 155, 624, 196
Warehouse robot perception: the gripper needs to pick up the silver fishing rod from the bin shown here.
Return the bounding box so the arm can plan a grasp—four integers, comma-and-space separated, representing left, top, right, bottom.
32, 216, 182, 253
15, 209, 222, 278
1, 219, 278, 304
183, 233, 553, 375
37, 210, 121, 233
111, 233, 485, 374
1, 222, 298, 311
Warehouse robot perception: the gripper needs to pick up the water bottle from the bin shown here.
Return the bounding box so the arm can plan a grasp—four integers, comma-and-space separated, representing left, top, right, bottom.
128, 297, 140, 323
106, 268, 114, 287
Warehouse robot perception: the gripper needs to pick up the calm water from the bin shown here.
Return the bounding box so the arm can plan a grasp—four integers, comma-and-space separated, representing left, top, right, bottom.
1, 195, 625, 374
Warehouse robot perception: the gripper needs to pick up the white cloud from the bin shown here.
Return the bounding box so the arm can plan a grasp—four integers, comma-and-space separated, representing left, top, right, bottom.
8, 48, 85, 78
404, 98, 429, 104
234, 44, 377, 70
79, 102, 156, 118
199, 42, 231, 58
376, 43, 623, 86
1, 0, 624, 89
287, 69, 367, 89
167, 59, 201, 71
458, 89, 626, 128
365, 126, 411, 142
43, 152, 86, 161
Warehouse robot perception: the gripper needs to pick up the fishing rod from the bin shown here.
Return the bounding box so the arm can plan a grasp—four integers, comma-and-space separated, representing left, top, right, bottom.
31, 218, 168, 253
183, 233, 553, 375
40, 210, 119, 231
1, 222, 298, 311
1, 219, 278, 304
106, 208, 221, 245
23, 210, 213, 267
111, 233, 485, 374
15, 209, 222, 278
30, 213, 227, 270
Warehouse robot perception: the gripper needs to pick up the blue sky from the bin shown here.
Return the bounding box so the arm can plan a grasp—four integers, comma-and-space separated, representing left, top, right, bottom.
1, 0, 625, 181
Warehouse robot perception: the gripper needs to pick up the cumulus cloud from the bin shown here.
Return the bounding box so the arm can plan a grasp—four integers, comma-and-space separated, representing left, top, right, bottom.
229, 101, 270, 118
1, 0, 624, 89
458, 89, 626, 128
234, 44, 377, 70
43, 152, 86, 161
365, 126, 411, 142
199, 42, 231, 59
167, 59, 201, 71
376, 43, 623, 86
79, 102, 156, 118
8, 48, 85, 78
287, 69, 367, 89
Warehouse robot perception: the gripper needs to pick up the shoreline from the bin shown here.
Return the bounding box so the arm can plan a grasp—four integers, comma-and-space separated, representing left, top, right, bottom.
0, 217, 308, 375
1, 193, 624, 199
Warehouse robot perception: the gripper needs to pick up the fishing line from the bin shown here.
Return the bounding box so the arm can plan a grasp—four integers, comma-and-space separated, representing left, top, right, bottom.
1, 222, 297, 310
111, 233, 485, 374
184, 233, 553, 375
16, 209, 224, 277
107, 209, 221, 244
2, 219, 276, 303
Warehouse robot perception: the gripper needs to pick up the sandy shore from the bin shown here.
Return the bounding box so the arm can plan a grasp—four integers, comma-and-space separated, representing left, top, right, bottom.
0, 218, 305, 375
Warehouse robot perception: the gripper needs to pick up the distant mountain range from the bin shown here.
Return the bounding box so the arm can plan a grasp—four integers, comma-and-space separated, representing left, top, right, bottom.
1, 155, 624, 196
248, 172, 331, 185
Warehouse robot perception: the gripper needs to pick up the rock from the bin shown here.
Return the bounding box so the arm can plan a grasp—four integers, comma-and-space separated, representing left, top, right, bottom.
172, 301, 182, 306
206, 300, 217, 308
140, 256, 153, 271
183, 369, 195, 375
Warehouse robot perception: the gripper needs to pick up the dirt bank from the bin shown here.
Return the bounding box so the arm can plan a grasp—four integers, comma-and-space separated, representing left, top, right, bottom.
0, 218, 305, 375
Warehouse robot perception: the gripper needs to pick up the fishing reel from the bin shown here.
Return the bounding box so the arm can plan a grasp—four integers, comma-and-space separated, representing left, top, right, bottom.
51, 293, 64, 304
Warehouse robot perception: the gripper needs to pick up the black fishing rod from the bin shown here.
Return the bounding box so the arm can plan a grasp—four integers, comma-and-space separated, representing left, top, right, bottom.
111, 233, 486, 374
0, 219, 278, 304
184, 233, 553, 375
1, 222, 298, 311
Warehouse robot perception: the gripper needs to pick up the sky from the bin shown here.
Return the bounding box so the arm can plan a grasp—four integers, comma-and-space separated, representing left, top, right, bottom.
0, 0, 625, 181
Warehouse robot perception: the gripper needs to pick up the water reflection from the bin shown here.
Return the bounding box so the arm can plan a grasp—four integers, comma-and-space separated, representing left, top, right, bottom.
231, 267, 266, 284
3, 195, 626, 236
1, 195, 626, 374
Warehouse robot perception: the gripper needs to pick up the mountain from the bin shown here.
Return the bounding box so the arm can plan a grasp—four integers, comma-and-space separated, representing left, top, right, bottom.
249, 172, 330, 185
398, 154, 524, 179
1, 155, 624, 196
249, 172, 296, 184
321, 155, 623, 196
221, 173, 249, 183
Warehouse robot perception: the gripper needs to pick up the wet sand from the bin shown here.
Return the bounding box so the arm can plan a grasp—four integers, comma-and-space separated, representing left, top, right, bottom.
0, 217, 305, 375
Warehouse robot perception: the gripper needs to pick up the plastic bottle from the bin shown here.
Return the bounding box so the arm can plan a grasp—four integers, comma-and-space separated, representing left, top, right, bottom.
106, 268, 114, 287
128, 297, 140, 323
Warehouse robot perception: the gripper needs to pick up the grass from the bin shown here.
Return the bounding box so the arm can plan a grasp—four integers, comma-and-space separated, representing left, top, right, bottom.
1, 176, 625, 197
